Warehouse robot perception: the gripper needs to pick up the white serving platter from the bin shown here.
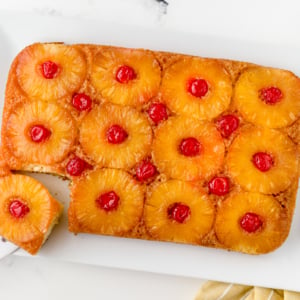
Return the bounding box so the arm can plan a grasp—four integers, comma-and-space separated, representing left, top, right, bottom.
0, 11, 300, 292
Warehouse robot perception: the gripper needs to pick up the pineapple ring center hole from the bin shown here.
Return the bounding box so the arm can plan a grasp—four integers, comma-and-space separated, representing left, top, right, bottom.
39, 60, 60, 79
252, 152, 274, 172
167, 202, 191, 223
28, 124, 52, 143
106, 124, 128, 144
239, 212, 263, 233
259, 86, 283, 105
179, 137, 201, 157
8, 198, 30, 218
96, 190, 120, 212
186, 78, 209, 98
115, 65, 137, 84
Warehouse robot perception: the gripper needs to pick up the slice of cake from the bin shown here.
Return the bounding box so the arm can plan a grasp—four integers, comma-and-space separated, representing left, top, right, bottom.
0, 151, 63, 254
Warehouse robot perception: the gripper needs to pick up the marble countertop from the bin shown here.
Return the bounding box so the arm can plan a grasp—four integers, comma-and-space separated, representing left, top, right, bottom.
2, 0, 300, 46
0, 255, 201, 299
1, 1, 300, 299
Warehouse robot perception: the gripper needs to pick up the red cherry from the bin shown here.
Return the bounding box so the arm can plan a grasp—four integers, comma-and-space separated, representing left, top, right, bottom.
147, 103, 168, 124
168, 203, 191, 223
116, 65, 136, 83
208, 176, 230, 196
240, 212, 263, 233
252, 152, 273, 172
136, 161, 157, 182
96, 191, 120, 212
179, 137, 201, 157
187, 78, 209, 98
30, 125, 51, 143
72, 93, 92, 111
40, 61, 59, 79
9, 199, 30, 218
216, 114, 239, 138
259, 87, 282, 105
66, 156, 90, 176
107, 125, 128, 144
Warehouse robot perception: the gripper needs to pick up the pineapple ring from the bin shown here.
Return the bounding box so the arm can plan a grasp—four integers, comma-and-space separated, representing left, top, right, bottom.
226, 127, 298, 194
0, 174, 61, 243
17, 43, 87, 101
69, 168, 144, 235
79, 103, 152, 169
152, 116, 225, 181
215, 192, 288, 254
161, 58, 232, 120
90, 47, 161, 106
144, 180, 214, 243
234, 67, 300, 128
5, 101, 77, 165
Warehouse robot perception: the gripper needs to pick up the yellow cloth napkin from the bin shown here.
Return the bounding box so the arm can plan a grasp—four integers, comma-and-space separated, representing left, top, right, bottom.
195, 281, 300, 300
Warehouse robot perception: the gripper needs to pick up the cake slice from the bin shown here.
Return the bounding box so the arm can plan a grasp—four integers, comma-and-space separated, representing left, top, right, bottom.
0, 152, 63, 255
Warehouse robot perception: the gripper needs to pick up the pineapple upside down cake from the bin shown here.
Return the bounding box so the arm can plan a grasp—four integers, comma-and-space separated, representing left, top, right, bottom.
1, 42, 300, 255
